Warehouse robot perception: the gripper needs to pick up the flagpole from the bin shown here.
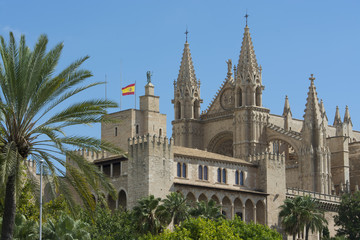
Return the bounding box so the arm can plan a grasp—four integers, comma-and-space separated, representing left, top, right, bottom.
105, 74, 107, 101
119, 62, 122, 110
134, 80, 136, 109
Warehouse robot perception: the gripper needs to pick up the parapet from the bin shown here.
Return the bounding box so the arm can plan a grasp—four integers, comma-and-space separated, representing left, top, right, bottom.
70, 149, 117, 162
128, 133, 173, 146
248, 152, 285, 165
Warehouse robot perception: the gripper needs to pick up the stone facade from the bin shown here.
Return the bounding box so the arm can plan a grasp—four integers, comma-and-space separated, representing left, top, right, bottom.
75, 24, 360, 239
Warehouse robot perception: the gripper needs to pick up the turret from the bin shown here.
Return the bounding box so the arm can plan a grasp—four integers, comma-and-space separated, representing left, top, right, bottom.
172, 35, 202, 120
235, 24, 263, 107
172, 31, 203, 148
283, 95, 292, 130
299, 74, 331, 194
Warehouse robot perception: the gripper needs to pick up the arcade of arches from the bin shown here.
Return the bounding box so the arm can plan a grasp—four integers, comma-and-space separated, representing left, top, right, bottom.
93, 190, 127, 211
183, 191, 266, 225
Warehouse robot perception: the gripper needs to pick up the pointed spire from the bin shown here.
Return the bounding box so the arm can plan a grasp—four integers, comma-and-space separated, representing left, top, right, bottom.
333, 106, 342, 126
237, 25, 260, 82
177, 40, 197, 85
319, 99, 328, 121
283, 95, 292, 117
344, 105, 352, 125
303, 74, 322, 128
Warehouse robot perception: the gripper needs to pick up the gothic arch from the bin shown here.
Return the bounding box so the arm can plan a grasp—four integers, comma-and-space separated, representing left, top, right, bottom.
211, 195, 220, 204
186, 192, 196, 206
234, 198, 243, 220
198, 193, 207, 202
222, 196, 232, 219
118, 190, 127, 210
108, 194, 116, 211
207, 131, 233, 157
245, 199, 254, 223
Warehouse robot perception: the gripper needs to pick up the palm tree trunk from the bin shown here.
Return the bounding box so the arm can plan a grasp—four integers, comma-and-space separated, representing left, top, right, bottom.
1, 174, 17, 240
305, 225, 310, 240
292, 233, 296, 240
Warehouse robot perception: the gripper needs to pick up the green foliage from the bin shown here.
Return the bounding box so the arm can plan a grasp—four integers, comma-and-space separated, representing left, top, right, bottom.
80, 205, 136, 240
334, 191, 360, 240
156, 192, 190, 227
279, 195, 327, 240
16, 181, 39, 222
189, 200, 222, 220
43, 194, 71, 221
0, 214, 38, 240
133, 195, 162, 235
142, 217, 282, 240
43, 213, 90, 240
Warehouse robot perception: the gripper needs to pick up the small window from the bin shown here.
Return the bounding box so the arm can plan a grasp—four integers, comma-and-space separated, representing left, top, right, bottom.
222, 169, 227, 183
182, 163, 187, 178
114, 127, 118, 136
136, 125, 139, 134
235, 171, 239, 185
204, 166, 208, 180
177, 163, 181, 177
217, 168, 221, 182
198, 165, 203, 180
159, 128, 162, 136
240, 171, 244, 186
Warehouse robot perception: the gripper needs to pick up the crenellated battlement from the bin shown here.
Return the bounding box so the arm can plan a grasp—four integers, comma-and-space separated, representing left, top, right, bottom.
24, 159, 37, 174
71, 149, 117, 162
248, 152, 285, 165
128, 134, 173, 148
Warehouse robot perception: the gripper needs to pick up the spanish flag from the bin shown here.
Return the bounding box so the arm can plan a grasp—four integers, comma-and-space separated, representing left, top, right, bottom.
122, 83, 135, 96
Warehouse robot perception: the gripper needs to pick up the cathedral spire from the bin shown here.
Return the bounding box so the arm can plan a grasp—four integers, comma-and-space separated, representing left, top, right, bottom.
283, 95, 292, 117
302, 74, 323, 131
333, 106, 342, 126
344, 105, 352, 125
177, 40, 197, 85
237, 25, 260, 82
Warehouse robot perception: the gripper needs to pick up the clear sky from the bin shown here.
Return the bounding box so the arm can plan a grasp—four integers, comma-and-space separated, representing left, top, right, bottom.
1, 0, 360, 141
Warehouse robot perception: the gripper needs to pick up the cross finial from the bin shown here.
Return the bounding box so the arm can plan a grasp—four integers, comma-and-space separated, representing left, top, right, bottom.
244, 11, 249, 26
185, 27, 189, 42
309, 74, 315, 82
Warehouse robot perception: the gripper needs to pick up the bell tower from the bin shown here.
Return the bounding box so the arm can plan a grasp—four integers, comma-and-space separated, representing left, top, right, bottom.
172, 30, 203, 148
233, 20, 269, 159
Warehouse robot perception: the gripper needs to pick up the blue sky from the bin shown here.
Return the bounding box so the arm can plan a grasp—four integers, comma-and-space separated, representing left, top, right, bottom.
1, 0, 360, 141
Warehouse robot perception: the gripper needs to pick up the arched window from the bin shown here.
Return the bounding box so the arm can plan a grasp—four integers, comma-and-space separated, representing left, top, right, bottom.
198, 165, 203, 180
176, 102, 181, 119
182, 163, 187, 178
235, 170, 239, 185
136, 125, 139, 134
159, 128, 162, 136
222, 169, 227, 183
204, 166, 208, 180
256, 87, 261, 107
237, 88, 242, 107
177, 163, 181, 177
217, 168, 221, 182
114, 127, 118, 136
194, 100, 199, 119
240, 171, 244, 186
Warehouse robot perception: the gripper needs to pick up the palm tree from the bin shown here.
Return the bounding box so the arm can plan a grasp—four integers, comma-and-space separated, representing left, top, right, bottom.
279, 197, 302, 240
132, 195, 162, 235
279, 196, 328, 240
156, 192, 190, 228
189, 199, 222, 220
301, 195, 327, 240
0, 33, 122, 239
43, 213, 90, 240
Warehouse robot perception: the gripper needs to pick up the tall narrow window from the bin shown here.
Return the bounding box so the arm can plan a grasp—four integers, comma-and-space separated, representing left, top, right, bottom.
235, 170, 239, 185
182, 163, 187, 178
240, 171, 244, 186
136, 125, 139, 134
204, 166, 208, 180
217, 168, 221, 182
159, 128, 162, 136
177, 163, 181, 177
222, 169, 226, 183
176, 102, 181, 119
198, 165, 203, 180
114, 127, 118, 136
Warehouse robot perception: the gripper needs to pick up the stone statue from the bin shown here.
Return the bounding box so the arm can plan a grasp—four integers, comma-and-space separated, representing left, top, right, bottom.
226, 59, 232, 73
146, 71, 152, 83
